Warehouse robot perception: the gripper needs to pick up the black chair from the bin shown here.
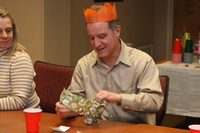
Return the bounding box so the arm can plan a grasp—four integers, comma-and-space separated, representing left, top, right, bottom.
156, 75, 170, 126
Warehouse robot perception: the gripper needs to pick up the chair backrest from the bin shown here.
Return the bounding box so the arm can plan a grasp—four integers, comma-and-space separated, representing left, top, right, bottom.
34, 61, 75, 113
156, 75, 170, 126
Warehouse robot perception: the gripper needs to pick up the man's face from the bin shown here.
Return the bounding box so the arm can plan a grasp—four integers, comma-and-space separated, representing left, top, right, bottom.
0, 17, 13, 49
87, 22, 120, 60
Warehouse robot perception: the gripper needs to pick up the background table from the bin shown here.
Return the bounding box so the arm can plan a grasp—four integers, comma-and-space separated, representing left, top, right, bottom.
157, 61, 200, 117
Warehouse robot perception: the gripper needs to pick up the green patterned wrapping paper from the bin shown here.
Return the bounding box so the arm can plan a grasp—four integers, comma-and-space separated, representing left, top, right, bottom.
60, 89, 106, 125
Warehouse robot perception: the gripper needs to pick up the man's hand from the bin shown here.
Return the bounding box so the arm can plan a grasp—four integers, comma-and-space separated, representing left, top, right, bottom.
55, 102, 75, 118
95, 90, 122, 103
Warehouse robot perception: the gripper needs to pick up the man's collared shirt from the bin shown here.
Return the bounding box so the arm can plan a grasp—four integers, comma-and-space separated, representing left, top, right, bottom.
68, 39, 163, 125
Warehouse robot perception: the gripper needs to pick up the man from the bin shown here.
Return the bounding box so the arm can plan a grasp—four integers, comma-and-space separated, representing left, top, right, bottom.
56, 2, 163, 125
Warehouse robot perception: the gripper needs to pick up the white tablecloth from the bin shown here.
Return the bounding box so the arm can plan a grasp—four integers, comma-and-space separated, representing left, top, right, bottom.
157, 61, 200, 117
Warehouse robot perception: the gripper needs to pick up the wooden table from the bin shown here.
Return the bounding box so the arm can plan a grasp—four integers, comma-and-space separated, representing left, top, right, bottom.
121, 124, 189, 133
0, 110, 190, 133
0, 110, 135, 133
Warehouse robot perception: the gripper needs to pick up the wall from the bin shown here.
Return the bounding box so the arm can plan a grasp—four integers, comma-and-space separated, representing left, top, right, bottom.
153, 0, 173, 62
0, 0, 171, 66
44, 0, 71, 66
0, 0, 44, 64
0, 0, 71, 66
173, 0, 200, 42
70, 0, 156, 65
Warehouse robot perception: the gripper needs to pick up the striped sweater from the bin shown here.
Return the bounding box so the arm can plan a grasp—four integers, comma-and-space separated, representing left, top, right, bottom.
0, 50, 40, 110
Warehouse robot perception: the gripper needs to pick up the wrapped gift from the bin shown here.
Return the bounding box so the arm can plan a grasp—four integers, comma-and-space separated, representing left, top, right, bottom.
60, 89, 106, 125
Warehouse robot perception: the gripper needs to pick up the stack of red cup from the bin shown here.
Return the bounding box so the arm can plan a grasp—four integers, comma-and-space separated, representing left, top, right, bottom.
172, 39, 182, 63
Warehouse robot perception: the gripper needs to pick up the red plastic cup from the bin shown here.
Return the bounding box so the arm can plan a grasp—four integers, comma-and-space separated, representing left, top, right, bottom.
24, 108, 42, 133
189, 124, 200, 133
172, 53, 182, 63
172, 39, 182, 54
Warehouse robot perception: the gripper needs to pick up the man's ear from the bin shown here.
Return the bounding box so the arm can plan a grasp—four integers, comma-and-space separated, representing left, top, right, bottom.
115, 25, 121, 37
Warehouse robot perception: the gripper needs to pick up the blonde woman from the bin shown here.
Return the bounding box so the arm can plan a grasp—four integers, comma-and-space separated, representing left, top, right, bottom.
0, 7, 40, 110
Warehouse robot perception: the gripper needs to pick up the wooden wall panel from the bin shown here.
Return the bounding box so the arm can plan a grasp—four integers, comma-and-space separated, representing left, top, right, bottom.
173, 0, 200, 41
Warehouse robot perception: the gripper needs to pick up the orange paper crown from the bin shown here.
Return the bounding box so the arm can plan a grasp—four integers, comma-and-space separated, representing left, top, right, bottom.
83, 2, 118, 23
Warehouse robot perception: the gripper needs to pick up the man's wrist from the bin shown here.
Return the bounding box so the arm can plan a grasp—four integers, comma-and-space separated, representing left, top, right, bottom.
116, 93, 122, 106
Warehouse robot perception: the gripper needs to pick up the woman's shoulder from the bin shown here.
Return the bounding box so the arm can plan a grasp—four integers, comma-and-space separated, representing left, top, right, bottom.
13, 50, 31, 59
12, 51, 33, 65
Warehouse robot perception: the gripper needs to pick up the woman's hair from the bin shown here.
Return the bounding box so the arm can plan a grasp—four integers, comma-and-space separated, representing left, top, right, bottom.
0, 7, 27, 57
